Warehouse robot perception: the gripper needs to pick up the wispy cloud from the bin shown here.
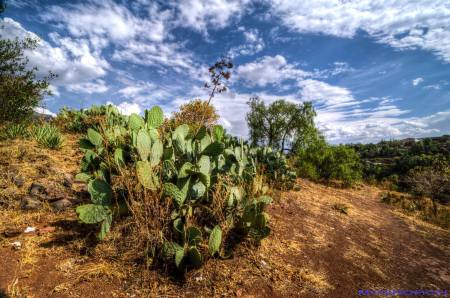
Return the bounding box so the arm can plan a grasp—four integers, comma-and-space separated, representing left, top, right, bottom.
412, 77, 424, 86
267, 0, 450, 62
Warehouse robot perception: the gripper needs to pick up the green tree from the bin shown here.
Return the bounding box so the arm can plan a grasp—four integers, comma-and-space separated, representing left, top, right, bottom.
246, 97, 316, 152
0, 37, 55, 124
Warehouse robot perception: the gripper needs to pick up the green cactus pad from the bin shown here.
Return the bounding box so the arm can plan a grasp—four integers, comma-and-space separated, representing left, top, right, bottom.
164, 183, 186, 209
213, 125, 224, 142
114, 148, 125, 168
75, 172, 92, 182
146, 106, 164, 128
208, 225, 222, 256
137, 129, 152, 161
88, 179, 113, 205
198, 155, 210, 175
79, 138, 95, 151
179, 162, 194, 178
87, 128, 103, 147
186, 226, 202, 246
98, 212, 112, 240
150, 139, 163, 167
202, 142, 225, 156
76, 204, 109, 224
136, 160, 157, 190
175, 247, 186, 269
190, 181, 206, 198
128, 113, 145, 131
187, 246, 202, 268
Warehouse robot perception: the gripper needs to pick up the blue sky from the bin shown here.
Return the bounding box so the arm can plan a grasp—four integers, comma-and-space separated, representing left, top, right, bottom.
1, 0, 450, 143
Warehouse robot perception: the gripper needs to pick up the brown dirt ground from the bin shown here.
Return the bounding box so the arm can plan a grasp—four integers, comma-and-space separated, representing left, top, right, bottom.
0, 138, 449, 297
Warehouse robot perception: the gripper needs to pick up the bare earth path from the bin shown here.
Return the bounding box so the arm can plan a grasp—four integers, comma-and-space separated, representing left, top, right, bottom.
258, 179, 450, 297
1, 178, 449, 297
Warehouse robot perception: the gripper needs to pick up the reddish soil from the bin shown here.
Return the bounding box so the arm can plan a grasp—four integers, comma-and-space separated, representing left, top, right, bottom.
1, 178, 449, 297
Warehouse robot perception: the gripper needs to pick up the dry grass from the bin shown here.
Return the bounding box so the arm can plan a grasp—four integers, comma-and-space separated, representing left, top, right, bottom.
381, 191, 450, 229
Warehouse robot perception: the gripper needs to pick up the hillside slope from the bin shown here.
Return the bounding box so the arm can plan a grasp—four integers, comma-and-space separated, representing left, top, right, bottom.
0, 139, 449, 297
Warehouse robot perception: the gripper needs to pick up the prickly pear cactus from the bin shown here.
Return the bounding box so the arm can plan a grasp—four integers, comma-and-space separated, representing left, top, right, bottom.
74, 105, 286, 270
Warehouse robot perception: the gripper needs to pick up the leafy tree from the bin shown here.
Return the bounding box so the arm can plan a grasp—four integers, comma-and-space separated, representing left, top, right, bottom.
0, 37, 55, 124
246, 97, 316, 152
296, 141, 362, 187
171, 99, 220, 131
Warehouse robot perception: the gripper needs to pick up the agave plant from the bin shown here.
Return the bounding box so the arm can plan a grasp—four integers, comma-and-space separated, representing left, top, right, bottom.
30, 124, 64, 149
3, 123, 29, 139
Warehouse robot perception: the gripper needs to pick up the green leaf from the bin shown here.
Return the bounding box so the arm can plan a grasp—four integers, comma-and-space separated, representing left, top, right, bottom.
76, 204, 109, 224
208, 225, 222, 256
146, 106, 164, 128
136, 160, 157, 190
164, 183, 186, 209
137, 129, 152, 161
128, 113, 145, 131
186, 226, 202, 246
87, 128, 103, 147
88, 179, 113, 205
202, 142, 225, 156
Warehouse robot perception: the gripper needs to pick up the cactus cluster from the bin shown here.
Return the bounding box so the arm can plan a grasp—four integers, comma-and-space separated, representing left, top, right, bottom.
75, 105, 292, 270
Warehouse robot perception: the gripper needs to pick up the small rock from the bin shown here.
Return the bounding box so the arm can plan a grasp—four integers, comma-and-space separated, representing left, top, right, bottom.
62, 173, 73, 188
24, 227, 36, 233
3, 228, 22, 238
39, 226, 56, 234
50, 198, 72, 212
260, 260, 269, 268
29, 183, 46, 196
20, 196, 43, 211
13, 176, 25, 188
11, 241, 21, 250
194, 276, 203, 282
42, 192, 67, 202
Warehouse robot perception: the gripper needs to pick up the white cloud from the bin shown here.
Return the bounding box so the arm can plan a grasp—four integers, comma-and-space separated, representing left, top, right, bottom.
412, 77, 424, 86
298, 79, 358, 109
424, 84, 441, 90
42, 0, 168, 45
0, 18, 109, 92
172, 0, 251, 34
107, 101, 142, 116
228, 28, 265, 57
34, 107, 57, 117
236, 55, 309, 87
268, 0, 450, 62
66, 79, 109, 94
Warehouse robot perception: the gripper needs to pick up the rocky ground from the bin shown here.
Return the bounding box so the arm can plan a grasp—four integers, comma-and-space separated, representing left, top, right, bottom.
0, 137, 449, 297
